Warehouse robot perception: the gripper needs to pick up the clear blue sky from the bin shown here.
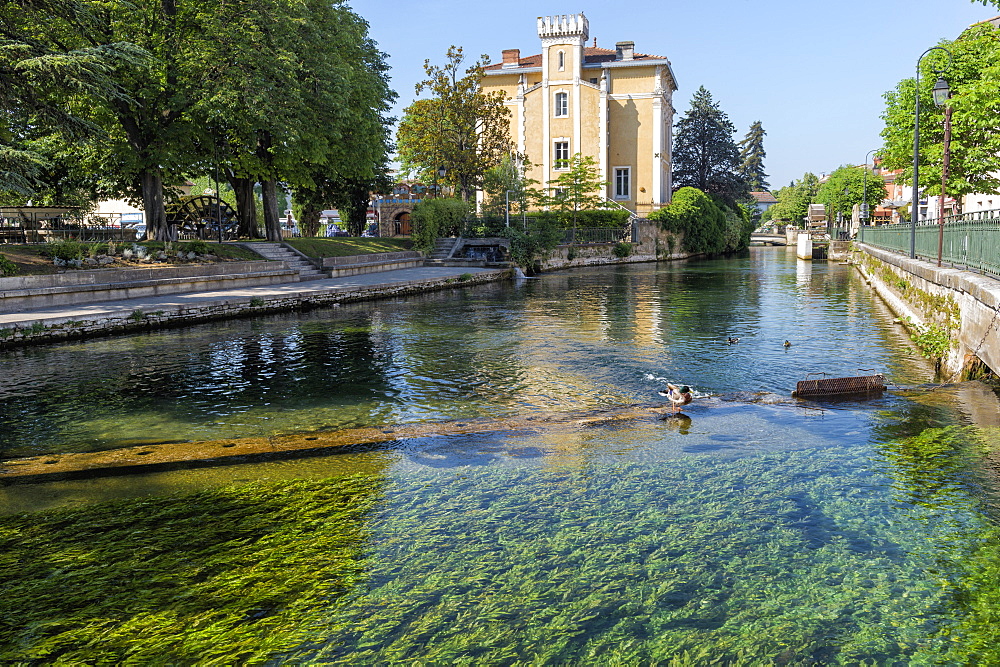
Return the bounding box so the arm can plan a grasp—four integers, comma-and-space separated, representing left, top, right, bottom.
349, 0, 995, 190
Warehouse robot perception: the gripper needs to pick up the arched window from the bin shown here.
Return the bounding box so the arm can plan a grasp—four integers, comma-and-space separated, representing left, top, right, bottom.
554, 92, 568, 117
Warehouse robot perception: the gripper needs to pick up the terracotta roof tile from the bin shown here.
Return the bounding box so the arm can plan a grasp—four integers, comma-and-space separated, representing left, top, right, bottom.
750, 191, 778, 203
484, 46, 668, 71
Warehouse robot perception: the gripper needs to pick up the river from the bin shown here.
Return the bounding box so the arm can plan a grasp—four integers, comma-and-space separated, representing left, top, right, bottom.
1, 247, 998, 664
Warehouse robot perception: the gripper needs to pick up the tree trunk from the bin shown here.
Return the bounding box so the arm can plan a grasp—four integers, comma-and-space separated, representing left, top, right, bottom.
227, 173, 259, 238
261, 180, 282, 242
301, 204, 322, 237
140, 169, 171, 241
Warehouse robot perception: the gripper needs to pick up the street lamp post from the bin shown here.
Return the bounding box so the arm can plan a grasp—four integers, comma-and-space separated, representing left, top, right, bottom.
861, 149, 877, 244
505, 189, 518, 227
937, 96, 953, 267
910, 46, 953, 259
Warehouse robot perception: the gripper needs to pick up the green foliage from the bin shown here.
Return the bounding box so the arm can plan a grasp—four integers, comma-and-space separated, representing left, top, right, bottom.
458, 272, 473, 282
650, 187, 750, 254
767, 172, 821, 226
500, 217, 563, 269
182, 240, 211, 255
397, 46, 514, 201
613, 241, 633, 258
411, 198, 470, 252
0, 253, 17, 277
529, 154, 613, 228
43, 240, 85, 261
4, 0, 395, 242
525, 209, 630, 229
815, 165, 886, 222
481, 154, 534, 218
738, 120, 769, 191
912, 322, 953, 359
672, 86, 749, 207
880, 23, 1000, 200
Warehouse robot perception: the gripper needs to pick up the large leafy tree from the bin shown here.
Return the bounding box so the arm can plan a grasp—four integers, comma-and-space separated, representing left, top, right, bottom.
815, 165, 886, 222
4, 0, 395, 243
738, 121, 769, 192
0, 0, 147, 198
672, 86, 749, 207
397, 46, 514, 202
880, 23, 1000, 203
767, 172, 821, 227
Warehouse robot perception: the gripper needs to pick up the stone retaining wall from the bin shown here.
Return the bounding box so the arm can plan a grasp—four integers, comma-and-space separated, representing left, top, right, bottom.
0, 261, 296, 312
537, 220, 693, 272
0, 269, 511, 349
855, 243, 1000, 378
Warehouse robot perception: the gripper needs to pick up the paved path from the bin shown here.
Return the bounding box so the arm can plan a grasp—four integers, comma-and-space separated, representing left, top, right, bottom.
0, 265, 503, 327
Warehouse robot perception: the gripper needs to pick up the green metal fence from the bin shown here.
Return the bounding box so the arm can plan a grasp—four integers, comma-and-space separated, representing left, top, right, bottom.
860, 212, 1000, 279
458, 217, 630, 245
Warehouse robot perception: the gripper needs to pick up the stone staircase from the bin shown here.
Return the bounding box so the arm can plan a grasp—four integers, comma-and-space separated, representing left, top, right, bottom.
240, 242, 326, 281
428, 237, 459, 260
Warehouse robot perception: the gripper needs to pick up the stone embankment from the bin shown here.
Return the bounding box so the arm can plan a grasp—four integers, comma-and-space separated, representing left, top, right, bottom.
854, 243, 1000, 378
0, 261, 295, 311
0, 264, 509, 349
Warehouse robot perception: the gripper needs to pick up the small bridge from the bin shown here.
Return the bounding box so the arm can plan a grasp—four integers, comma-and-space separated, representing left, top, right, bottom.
750, 233, 786, 246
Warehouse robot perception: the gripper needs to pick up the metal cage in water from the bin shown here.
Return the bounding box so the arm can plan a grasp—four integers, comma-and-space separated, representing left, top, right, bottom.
792, 372, 885, 398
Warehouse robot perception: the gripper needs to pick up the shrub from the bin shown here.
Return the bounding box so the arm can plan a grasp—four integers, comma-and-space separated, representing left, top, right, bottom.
411, 198, 470, 252
0, 253, 17, 277
183, 240, 212, 255
500, 216, 563, 269
525, 209, 630, 229
44, 240, 85, 261
649, 187, 751, 255
613, 241, 633, 258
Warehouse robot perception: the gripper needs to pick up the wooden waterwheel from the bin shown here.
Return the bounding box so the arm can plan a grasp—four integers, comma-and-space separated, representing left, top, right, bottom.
165, 195, 239, 239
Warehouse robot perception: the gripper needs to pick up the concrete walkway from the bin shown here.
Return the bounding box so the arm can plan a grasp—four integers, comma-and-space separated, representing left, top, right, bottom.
0, 265, 509, 347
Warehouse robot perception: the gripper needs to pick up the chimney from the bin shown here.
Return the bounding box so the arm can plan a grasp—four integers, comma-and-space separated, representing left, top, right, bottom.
502, 49, 520, 68
615, 41, 634, 61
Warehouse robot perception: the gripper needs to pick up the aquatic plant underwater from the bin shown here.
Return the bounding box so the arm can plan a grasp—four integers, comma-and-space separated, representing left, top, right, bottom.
3, 255, 1000, 663
1, 424, 999, 664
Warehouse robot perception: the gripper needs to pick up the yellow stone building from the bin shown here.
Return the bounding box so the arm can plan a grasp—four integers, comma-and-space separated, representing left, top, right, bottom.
481, 13, 678, 214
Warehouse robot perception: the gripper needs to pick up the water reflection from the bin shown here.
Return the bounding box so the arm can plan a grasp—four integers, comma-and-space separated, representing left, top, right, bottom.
1, 250, 1000, 663
0, 249, 935, 459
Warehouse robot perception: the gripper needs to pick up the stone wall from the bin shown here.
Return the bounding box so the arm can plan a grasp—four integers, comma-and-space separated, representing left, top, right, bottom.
0, 261, 296, 311
536, 220, 692, 272
854, 244, 1000, 378
0, 269, 511, 349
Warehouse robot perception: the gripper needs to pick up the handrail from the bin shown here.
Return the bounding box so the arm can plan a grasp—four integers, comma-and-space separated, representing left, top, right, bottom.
860, 213, 1000, 279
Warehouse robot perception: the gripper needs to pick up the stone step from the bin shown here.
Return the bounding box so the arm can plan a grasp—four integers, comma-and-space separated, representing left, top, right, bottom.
240, 243, 323, 281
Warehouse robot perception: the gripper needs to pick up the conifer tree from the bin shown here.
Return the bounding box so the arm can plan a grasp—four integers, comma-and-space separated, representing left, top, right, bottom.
738, 121, 769, 191
672, 86, 748, 207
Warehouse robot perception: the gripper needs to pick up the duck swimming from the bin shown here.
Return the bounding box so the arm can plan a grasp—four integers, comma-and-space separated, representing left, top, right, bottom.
727, 337, 740, 345
783, 340, 792, 348
658, 383, 693, 414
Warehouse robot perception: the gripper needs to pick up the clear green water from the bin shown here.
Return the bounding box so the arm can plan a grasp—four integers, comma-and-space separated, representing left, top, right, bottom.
2, 249, 1000, 664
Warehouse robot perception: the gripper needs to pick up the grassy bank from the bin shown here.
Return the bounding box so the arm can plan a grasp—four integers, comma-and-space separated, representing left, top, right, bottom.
284, 237, 412, 258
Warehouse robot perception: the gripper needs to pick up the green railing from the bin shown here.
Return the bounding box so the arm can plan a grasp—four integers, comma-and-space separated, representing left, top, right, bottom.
859, 212, 1000, 279
458, 217, 629, 244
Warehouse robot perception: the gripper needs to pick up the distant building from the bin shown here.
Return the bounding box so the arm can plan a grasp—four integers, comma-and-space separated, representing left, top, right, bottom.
374, 182, 433, 237
749, 191, 777, 214
481, 13, 678, 215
